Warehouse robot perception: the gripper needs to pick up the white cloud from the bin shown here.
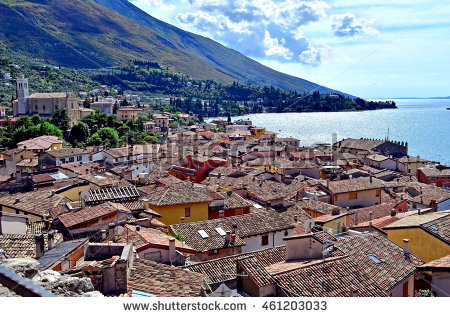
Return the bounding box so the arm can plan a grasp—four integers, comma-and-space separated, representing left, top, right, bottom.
130, 0, 175, 11
331, 13, 380, 37
175, 0, 332, 65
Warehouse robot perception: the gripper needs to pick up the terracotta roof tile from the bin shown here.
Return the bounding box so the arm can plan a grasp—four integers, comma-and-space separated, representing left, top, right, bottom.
334, 233, 424, 292
58, 202, 128, 229
327, 177, 385, 194
127, 259, 206, 297
0, 190, 70, 218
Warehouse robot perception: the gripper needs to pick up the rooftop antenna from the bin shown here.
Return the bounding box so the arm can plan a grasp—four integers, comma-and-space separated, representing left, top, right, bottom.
387, 125, 390, 141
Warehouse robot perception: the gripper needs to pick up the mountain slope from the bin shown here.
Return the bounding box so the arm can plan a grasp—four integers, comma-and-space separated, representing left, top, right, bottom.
0, 0, 341, 94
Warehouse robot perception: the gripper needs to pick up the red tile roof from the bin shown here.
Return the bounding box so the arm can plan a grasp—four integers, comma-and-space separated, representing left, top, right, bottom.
58, 202, 128, 229
128, 259, 206, 297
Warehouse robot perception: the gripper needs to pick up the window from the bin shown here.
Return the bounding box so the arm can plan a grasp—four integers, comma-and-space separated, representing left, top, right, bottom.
349, 192, 358, 200
198, 230, 209, 239
185, 207, 191, 217
334, 194, 338, 201
77, 156, 82, 161
376, 189, 380, 197
367, 254, 382, 264
261, 234, 269, 246
215, 227, 226, 236
69, 157, 74, 163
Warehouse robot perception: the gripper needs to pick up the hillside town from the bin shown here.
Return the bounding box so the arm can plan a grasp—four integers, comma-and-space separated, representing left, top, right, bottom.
0, 78, 449, 298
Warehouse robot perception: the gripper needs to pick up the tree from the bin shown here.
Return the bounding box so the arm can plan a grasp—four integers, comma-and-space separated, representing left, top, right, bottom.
88, 127, 119, 148
50, 109, 70, 131
16, 116, 32, 129
83, 98, 91, 108
31, 114, 42, 126
113, 101, 119, 114
227, 112, 232, 125
68, 122, 90, 146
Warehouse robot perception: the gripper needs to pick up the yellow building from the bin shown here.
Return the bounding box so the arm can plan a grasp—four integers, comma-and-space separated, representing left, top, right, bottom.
384, 211, 450, 263
249, 127, 265, 139
2, 148, 36, 175
141, 184, 212, 226
55, 183, 91, 201
314, 213, 352, 235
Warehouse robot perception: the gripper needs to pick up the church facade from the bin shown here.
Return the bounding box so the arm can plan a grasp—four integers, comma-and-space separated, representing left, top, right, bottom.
12, 75, 80, 126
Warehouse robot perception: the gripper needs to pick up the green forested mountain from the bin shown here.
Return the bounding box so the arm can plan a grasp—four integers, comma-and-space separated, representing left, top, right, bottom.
0, 0, 343, 94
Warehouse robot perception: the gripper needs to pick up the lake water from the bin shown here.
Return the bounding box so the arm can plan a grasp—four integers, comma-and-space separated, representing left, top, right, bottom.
207, 99, 450, 164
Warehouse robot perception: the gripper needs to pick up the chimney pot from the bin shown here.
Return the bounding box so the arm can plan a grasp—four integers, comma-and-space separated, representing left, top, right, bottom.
101, 229, 107, 240
136, 225, 141, 231
225, 230, 231, 243
34, 235, 45, 259
180, 217, 185, 224
48, 231, 55, 250
169, 237, 176, 263
108, 223, 115, 241
403, 239, 410, 255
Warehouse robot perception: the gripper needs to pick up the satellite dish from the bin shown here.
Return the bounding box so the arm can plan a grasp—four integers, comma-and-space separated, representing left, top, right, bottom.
80, 191, 90, 201
304, 219, 315, 233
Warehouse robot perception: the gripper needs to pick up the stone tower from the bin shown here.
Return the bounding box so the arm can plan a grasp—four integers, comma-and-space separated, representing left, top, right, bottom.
16, 74, 29, 115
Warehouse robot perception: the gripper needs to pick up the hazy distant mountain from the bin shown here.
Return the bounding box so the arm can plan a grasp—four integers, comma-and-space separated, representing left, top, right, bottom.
0, 0, 343, 94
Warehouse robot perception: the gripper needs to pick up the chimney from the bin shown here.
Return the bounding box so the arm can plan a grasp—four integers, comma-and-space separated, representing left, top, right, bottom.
232, 223, 238, 234
370, 174, 373, 183
219, 211, 224, 219
108, 223, 115, 241
15, 198, 20, 204
169, 237, 176, 263
403, 239, 410, 256
35, 235, 45, 259
391, 208, 397, 217
293, 215, 298, 223
417, 208, 421, 215
354, 212, 358, 225
48, 230, 55, 250
231, 233, 236, 241
225, 230, 231, 243
101, 229, 107, 240
180, 217, 185, 224
136, 225, 141, 232
326, 179, 330, 189
369, 211, 373, 227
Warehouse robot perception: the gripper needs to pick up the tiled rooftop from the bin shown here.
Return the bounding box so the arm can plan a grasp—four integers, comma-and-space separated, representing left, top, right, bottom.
185, 246, 285, 285
334, 233, 424, 292
58, 202, 128, 229
45, 148, 92, 158
274, 255, 388, 297
128, 259, 206, 297
116, 224, 195, 253
17, 135, 62, 150
418, 254, 450, 271
0, 190, 70, 218
327, 177, 385, 194
171, 208, 310, 252
141, 183, 213, 207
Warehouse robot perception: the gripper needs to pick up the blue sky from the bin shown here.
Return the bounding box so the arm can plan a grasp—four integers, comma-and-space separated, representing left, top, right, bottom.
130, 0, 450, 98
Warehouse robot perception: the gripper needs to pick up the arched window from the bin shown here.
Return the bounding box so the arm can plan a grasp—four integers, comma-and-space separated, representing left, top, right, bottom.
43, 105, 46, 111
